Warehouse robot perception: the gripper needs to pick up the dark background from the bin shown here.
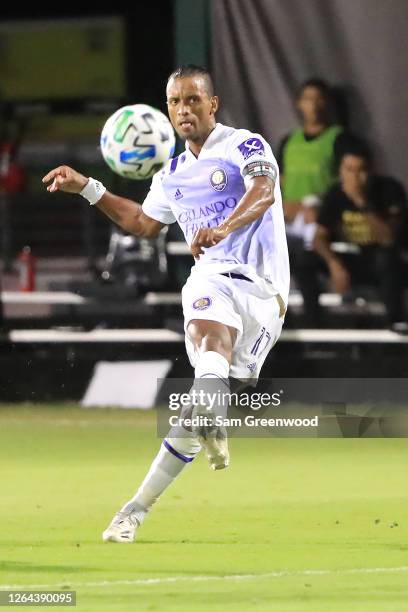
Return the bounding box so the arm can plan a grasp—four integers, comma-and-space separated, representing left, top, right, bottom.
0, 8, 175, 110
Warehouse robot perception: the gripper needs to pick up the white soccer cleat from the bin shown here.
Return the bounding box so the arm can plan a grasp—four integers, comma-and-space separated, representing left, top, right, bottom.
102, 511, 140, 543
192, 406, 230, 470
198, 429, 230, 470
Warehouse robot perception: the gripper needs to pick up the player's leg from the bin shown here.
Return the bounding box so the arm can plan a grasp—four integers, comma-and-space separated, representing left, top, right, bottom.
187, 318, 236, 362
102, 321, 234, 542
102, 428, 201, 543
180, 273, 244, 469
186, 319, 236, 469
102, 320, 235, 543
103, 279, 239, 543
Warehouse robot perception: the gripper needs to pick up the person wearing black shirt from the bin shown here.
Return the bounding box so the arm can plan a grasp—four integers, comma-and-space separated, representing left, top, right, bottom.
314, 145, 408, 330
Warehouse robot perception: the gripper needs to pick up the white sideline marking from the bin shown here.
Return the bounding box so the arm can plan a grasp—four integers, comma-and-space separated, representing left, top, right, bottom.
2, 566, 408, 590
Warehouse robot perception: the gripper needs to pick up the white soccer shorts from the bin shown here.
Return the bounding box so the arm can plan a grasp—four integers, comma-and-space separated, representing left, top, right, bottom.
182, 271, 285, 380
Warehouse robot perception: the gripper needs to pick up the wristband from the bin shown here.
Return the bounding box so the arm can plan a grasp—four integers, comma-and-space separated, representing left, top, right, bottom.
79, 177, 106, 205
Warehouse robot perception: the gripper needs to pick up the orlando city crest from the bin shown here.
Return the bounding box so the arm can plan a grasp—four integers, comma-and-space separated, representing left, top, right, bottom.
193, 297, 212, 310
210, 168, 227, 191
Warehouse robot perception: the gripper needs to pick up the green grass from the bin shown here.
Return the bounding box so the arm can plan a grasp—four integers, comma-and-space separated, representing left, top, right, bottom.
0, 404, 407, 611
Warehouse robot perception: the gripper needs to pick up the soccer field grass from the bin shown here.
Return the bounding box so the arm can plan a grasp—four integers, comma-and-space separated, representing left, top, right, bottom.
1, 405, 407, 611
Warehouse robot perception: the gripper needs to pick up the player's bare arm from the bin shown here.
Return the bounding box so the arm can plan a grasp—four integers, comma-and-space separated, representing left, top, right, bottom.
42, 165, 164, 239
190, 175, 274, 259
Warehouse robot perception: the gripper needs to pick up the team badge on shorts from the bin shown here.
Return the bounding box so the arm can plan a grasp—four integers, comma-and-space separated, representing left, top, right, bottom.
210, 168, 227, 191
193, 297, 212, 310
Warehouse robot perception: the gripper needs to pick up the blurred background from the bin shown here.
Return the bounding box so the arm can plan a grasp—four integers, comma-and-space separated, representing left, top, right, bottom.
0, 1, 407, 404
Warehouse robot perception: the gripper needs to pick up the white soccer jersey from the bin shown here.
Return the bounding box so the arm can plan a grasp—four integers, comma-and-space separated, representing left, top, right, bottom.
142, 123, 290, 303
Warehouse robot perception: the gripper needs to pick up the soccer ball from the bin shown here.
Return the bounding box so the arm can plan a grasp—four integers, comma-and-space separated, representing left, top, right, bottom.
100, 104, 176, 180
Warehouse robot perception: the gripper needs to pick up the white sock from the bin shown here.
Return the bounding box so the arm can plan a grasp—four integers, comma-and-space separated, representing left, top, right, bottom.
120, 434, 201, 523
194, 350, 230, 380
193, 351, 230, 420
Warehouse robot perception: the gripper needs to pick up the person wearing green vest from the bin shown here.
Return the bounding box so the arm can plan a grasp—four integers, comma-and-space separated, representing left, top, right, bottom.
277, 78, 356, 325
282, 124, 342, 204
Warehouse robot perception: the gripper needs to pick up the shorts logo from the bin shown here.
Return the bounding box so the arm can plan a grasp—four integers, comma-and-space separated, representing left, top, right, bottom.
193, 297, 212, 310
238, 138, 265, 160
247, 362, 256, 373
210, 168, 227, 191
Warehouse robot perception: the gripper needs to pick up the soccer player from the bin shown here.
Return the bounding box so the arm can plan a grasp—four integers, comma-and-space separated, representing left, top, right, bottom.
42, 65, 289, 543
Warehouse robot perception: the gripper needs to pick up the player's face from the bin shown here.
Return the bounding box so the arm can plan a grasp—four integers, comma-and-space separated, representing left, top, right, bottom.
166, 76, 218, 145
340, 154, 370, 193
297, 86, 328, 123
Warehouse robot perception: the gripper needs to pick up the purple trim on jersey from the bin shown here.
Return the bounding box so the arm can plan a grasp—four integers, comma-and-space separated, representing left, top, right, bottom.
169, 156, 180, 175
238, 138, 265, 160
163, 439, 194, 463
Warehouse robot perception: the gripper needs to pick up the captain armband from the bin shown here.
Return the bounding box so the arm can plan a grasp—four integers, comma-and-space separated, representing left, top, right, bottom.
242, 160, 277, 187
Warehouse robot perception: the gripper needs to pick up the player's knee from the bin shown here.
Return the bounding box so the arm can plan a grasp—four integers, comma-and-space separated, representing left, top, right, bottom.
187, 320, 235, 362
202, 335, 232, 361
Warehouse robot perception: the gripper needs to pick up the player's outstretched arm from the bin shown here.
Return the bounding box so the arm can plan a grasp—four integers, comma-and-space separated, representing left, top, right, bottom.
42, 166, 165, 239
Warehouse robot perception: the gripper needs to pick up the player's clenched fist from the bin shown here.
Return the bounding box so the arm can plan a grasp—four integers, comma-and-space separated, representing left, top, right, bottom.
42, 166, 88, 194
190, 226, 227, 259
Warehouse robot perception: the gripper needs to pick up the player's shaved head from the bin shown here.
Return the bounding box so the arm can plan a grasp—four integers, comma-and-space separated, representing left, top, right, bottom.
167, 65, 214, 97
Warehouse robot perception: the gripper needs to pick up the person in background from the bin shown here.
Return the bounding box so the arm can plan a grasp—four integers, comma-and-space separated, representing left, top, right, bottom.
277, 78, 356, 325
313, 143, 408, 332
